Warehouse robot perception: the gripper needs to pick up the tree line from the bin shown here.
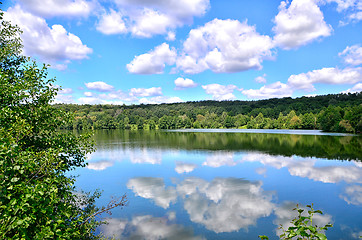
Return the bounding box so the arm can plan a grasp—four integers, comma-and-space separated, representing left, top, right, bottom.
56, 92, 362, 133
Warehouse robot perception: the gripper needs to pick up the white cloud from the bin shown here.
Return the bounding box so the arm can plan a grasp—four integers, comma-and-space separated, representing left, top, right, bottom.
202, 152, 236, 168
166, 31, 176, 41
53, 94, 74, 104
98, 90, 138, 102
17, 0, 95, 18
340, 185, 362, 205
127, 177, 177, 209
127, 43, 176, 74
339, 45, 362, 66
326, 0, 362, 24
84, 91, 93, 97
85, 81, 114, 92
177, 18, 274, 74
78, 96, 103, 104
242, 81, 293, 99
255, 74, 267, 83
139, 96, 183, 104
175, 162, 197, 174
327, 0, 357, 12
96, 9, 127, 35
97, 0, 209, 38
130, 87, 162, 97
287, 67, 362, 91
59, 88, 73, 94
130, 8, 174, 38
273, 0, 332, 49
341, 83, 362, 93
4, 5, 92, 68
174, 77, 197, 89
202, 84, 239, 101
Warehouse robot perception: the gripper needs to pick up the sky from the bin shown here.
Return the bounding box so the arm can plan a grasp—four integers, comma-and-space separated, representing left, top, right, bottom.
2, 0, 362, 105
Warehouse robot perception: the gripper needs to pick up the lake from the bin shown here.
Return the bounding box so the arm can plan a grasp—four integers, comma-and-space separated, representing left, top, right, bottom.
73, 129, 362, 239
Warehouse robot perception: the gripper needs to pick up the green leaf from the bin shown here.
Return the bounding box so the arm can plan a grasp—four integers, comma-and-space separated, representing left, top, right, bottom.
10, 177, 19, 183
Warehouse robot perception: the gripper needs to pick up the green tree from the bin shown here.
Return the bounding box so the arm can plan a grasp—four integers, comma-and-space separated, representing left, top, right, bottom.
0, 10, 125, 239
318, 106, 343, 132
301, 112, 316, 129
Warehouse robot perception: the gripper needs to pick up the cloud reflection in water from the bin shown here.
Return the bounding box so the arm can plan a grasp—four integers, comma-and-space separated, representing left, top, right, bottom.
127, 176, 275, 233
127, 177, 177, 209
175, 161, 197, 174
99, 215, 205, 240
242, 153, 362, 184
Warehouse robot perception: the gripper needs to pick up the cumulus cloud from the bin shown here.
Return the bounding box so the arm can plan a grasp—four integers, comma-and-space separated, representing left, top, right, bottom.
98, 90, 137, 102
127, 177, 177, 209
255, 74, 267, 83
175, 162, 197, 174
339, 45, 362, 66
139, 96, 183, 104
130, 87, 162, 97
129, 8, 174, 38
177, 18, 274, 74
242, 81, 293, 99
84, 92, 93, 97
85, 81, 114, 92
96, 9, 127, 35
202, 84, 240, 101
53, 94, 74, 104
273, 0, 332, 49
52, 86, 74, 103
341, 83, 362, 93
287, 67, 362, 91
78, 85, 179, 105
340, 185, 362, 205
78, 95, 127, 104
166, 31, 176, 41
326, 0, 362, 24
17, 0, 95, 18
177, 177, 275, 233
59, 88, 73, 94
127, 43, 176, 74
4, 5, 92, 69
174, 77, 197, 90
96, 0, 209, 38
100, 216, 204, 240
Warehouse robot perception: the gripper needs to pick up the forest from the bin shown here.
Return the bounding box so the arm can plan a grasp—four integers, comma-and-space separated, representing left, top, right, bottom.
56, 92, 362, 133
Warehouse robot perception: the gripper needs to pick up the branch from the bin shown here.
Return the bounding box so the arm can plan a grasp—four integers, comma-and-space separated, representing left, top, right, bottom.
79, 194, 127, 227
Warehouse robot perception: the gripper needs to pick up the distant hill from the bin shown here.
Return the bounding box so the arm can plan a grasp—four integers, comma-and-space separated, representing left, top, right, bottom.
55, 92, 362, 133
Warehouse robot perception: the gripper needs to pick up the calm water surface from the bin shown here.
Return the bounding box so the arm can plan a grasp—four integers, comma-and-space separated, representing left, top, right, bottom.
74, 129, 362, 239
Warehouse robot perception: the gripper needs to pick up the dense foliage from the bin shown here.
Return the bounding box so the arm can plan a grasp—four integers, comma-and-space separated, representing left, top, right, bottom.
259, 204, 333, 240
0, 8, 124, 239
56, 92, 362, 133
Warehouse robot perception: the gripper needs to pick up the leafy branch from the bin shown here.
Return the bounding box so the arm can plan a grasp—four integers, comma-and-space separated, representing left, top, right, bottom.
259, 204, 333, 240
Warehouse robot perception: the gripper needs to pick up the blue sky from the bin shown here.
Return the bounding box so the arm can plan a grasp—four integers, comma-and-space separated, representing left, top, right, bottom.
3, 0, 362, 104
